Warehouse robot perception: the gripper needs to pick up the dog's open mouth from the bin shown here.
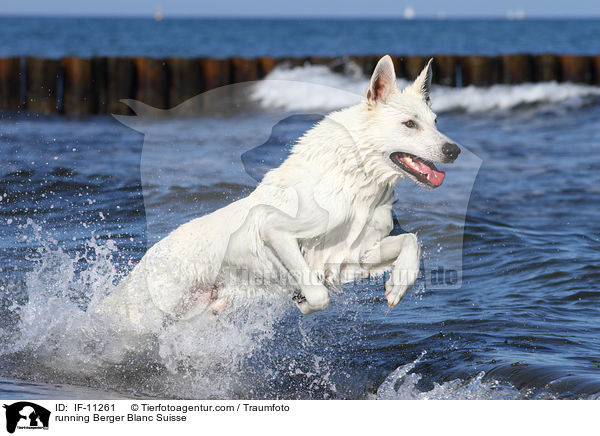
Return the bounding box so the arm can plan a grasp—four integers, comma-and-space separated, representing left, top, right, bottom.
390, 152, 445, 188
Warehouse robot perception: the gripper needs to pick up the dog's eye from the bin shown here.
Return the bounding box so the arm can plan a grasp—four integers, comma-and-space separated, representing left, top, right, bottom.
404, 120, 416, 128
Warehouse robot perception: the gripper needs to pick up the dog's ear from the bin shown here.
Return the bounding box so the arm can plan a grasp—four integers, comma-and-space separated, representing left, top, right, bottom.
411, 58, 433, 104
411, 58, 433, 105
366, 55, 397, 105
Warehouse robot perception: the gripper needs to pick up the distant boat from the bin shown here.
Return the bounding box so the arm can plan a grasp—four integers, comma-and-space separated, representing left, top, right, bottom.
506, 9, 525, 20
154, 4, 164, 22
404, 6, 415, 20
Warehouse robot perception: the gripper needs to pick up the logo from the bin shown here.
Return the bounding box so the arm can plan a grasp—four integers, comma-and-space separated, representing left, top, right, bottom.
2, 402, 50, 433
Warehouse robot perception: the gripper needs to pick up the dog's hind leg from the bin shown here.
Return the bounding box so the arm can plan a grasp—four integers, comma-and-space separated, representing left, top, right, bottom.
205, 287, 229, 317
178, 284, 228, 320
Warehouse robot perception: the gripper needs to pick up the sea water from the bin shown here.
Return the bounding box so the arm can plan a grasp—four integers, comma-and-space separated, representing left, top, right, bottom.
0, 18, 599, 400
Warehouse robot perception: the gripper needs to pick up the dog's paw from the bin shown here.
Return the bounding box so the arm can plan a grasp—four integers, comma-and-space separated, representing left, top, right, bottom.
296, 300, 318, 315
386, 238, 420, 308
385, 278, 410, 308
385, 266, 419, 307
297, 284, 330, 314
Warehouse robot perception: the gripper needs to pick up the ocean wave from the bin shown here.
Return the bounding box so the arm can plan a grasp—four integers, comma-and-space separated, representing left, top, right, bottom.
376, 352, 536, 400
253, 64, 600, 114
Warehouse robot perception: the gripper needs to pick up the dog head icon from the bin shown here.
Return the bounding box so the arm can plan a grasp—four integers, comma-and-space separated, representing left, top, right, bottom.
3, 402, 50, 433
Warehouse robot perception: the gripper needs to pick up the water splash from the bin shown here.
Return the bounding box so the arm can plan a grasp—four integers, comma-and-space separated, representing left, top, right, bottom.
376, 351, 533, 400
0, 221, 352, 399
4, 220, 126, 370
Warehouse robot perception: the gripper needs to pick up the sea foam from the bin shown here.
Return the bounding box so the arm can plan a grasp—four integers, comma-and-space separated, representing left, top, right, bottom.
252, 63, 600, 114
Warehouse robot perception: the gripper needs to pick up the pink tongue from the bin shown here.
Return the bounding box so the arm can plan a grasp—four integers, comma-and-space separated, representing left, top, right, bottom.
401, 156, 446, 187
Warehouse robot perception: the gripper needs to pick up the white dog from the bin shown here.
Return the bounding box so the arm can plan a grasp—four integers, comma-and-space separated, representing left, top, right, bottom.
95, 55, 460, 332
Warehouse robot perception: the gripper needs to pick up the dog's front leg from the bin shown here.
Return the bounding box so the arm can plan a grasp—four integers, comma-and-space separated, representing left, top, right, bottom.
260, 225, 330, 315
361, 233, 420, 307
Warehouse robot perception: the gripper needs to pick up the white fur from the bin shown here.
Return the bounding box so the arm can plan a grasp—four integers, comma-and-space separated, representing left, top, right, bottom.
95, 55, 458, 331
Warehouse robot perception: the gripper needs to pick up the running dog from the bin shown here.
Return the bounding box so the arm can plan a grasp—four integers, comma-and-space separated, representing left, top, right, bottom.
96, 55, 460, 330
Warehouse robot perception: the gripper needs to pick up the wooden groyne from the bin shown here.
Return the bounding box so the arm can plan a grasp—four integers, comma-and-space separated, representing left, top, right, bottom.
0, 54, 599, 115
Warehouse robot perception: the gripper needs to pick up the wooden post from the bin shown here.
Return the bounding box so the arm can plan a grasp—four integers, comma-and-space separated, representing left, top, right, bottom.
532, 54, 559, 82
61, 57, 96, 115
310, 56, 337, 75
500, 54, 533, 84
593, 56, 600, 85
201, 58, 231, 90
167, 57, 204, 108
460, 56, 499, 87
230, 57, 259, 83
105, 57, 135, 115
25, 57, 60, 114
432, 55, 457, 87
134, 57, 169, 109
333, 56, 365, 76
91, 57, 108, 114
353, 55, 379, 77
316, 57, 353, 74
257, 57, 276, 78
389, 56, 406, 79
559, 55, 593, 83
0, 57, 22, 111
307, 56, 328, 65
404, 56, 430, 80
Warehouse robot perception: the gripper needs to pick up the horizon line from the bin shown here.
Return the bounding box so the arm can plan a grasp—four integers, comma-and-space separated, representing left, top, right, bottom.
1, 13, 600, 20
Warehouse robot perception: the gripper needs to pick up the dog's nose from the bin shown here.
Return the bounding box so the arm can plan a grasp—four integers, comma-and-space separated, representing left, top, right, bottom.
442, 142, 461, 161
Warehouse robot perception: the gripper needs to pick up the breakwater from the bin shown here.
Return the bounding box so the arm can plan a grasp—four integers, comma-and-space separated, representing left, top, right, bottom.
1, 54, 599, 115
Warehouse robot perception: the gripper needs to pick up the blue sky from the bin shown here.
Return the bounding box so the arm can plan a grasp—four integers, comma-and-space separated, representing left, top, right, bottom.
1, 0, 599, 18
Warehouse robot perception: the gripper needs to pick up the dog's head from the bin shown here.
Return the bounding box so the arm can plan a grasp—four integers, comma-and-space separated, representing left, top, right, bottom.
360, 55, 460, 188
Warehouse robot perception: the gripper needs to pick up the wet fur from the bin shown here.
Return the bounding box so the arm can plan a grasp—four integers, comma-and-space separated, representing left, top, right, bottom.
95, 55, 459, 331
